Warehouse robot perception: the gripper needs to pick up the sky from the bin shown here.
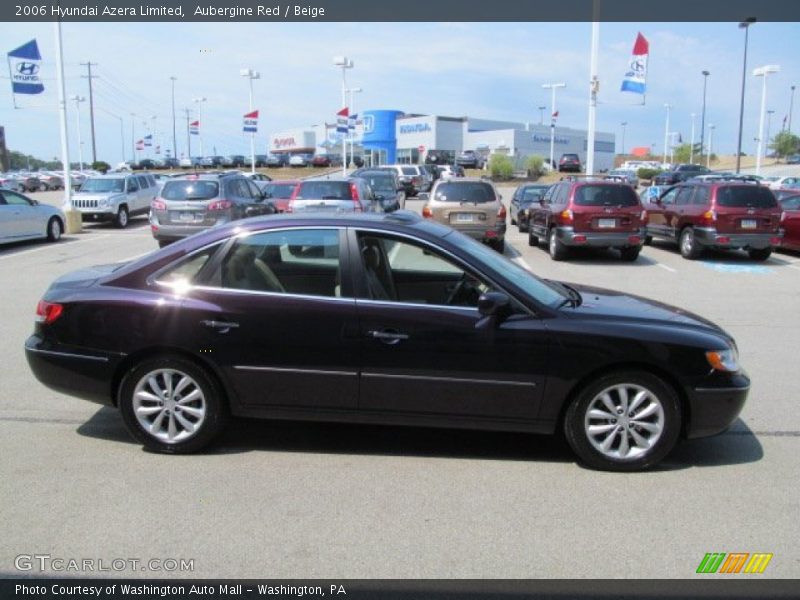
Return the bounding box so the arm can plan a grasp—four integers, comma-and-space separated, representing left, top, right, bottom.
0, 20, 798, 166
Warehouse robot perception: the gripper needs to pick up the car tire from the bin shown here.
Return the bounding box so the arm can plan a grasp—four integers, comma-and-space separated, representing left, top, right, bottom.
748, 247, 772, 261
158, 240, 172, 248
118, 355, 228, 454
492, 238, 505, 253
679, 227, 702, 260
563, 370, 681, 471
548, 228, 568, 261
528, 231, 539, 247
644, 235, 653, 246
114, 205, 129, 229
46, 217, 62, 242
619, 247, 641, 262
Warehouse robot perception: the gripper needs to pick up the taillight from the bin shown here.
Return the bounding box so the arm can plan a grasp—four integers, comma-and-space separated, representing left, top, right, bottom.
207, 199, 233, 211
422, 206, 433, 218
640, 209, 648, 224
151, 199, 166, 211
350, 183, 360, 201
497, 205, 507, 220
35, 300, 63, 325
560, 209, 574, 225
701, 209, 716, 225
781, 211, 787, 223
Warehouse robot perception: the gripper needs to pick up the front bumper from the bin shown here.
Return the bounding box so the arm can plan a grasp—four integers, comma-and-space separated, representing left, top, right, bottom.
555, 226, 645, 248
78, 209, 115, 221
685, 371, 750, 439
693, 227, 781, 250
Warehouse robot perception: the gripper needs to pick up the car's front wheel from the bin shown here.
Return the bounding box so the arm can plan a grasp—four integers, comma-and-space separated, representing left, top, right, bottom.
528, 231, 539, 247
46, 217, 62, 242
563, 370, 681, 471
114, 205, 129, 228
118, 355, 228, 453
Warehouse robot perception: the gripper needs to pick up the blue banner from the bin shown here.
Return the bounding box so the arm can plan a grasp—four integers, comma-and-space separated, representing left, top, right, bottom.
8, 39, 44, 95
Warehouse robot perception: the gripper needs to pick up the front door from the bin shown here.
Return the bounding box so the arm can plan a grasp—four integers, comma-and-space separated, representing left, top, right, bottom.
351, 230, 548, 422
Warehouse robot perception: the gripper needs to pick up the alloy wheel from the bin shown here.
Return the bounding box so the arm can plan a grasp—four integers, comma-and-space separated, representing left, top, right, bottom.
132, 369, 207, 443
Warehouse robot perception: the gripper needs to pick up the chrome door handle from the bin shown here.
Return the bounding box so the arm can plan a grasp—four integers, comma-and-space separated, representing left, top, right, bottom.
201, 320, 240, 332
367, 330, 409, 344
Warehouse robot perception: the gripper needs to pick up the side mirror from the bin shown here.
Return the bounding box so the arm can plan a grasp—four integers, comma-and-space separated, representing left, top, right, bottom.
418, 192, 430, 201
478, 292, 510, 317
539, 198, 546, 206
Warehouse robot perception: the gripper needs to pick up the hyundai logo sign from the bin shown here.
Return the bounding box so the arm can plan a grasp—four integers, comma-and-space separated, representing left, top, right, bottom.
16, 62, 39, 76
399, 123, 432, 134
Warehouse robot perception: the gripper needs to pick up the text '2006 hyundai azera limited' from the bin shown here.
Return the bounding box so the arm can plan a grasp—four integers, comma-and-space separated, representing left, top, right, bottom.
25, 211, 749, 471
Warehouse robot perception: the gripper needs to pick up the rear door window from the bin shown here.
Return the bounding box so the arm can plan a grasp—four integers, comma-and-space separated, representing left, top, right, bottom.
675, 187, 695, 206
126, 178, 139, 193
693, 186, 710, 205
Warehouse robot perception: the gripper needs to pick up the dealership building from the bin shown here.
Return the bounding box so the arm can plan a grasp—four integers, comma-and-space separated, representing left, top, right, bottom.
269, 110, 616, 171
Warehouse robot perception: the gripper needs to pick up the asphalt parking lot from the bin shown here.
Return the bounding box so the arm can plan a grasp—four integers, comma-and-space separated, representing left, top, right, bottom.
1, 185, 798, 579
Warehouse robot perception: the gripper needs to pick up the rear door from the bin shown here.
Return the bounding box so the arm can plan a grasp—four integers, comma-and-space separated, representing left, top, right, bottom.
713, 185, 781, 234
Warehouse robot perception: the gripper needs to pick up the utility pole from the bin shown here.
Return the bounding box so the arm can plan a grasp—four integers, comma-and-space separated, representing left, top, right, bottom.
80, 61, 98, 164
184, 108, 192, 159
170, 76, 178, 160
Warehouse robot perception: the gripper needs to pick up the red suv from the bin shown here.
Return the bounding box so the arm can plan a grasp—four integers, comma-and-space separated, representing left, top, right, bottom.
527, 179, 646, 261
644, 181, 782, 260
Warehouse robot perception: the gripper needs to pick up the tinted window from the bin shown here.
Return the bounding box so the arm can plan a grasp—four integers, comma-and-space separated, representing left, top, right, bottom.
521, 186, 548, 203
573, 185, 639, 207
675, 187, 694, 206
154, 244, 221, 288
246, 181, 262, 197
660, 187, 679, 206
80, 178, 125, 193
693, 186, 710, 205
358, 173, 395, 193
126, 178, 139, 193
295, 181, 353, 200
780, 195, 800, 210
716, 186, 778, 208
401, 167, 417, 176
433, 182, 495, 203
263, 183, 298, 199
136, 176, 149, 189
161, 180, 219, 201
1, 191, 32, 206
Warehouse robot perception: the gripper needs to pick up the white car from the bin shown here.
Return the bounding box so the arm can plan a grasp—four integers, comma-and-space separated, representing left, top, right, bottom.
289, 154, 311, 167
0, 189, 65, 244
764, 176, 800, 190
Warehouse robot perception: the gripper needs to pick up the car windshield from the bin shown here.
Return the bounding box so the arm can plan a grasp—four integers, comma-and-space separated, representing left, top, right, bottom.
79, 178, 125, 193
444, 230, 566, 308
574, 185, 639, 207
263, 183, 297, 199
716, 186, 778, 208
521, 186, 548, 202
296, 181, 352, 200
434, 182, 495, 203
359, 174, 395, 193
161, 180, 219, 201
401, 167, 417, 176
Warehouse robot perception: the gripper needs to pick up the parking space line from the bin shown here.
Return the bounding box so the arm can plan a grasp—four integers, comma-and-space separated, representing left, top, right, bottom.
787, 265, 800, 272
655, 263, 677, 273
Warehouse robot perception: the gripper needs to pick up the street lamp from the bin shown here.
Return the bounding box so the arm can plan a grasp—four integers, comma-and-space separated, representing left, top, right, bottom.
346, 87, 362, 168
240, 68, 260, 173
542, 82, 566, 171
735, 18, 756, 173
333, 56, 354, 175
130, 112, 136, 162
70, 95, 86, 171
700, 70, 710, 160
620, 121, 627, 157
707, 124, 715, 168
169, 76, 177, 161
789, 85, 796, 132
690, 113, 696, 163
766, 109, 775, 162
193, 96, 207, 158
754, 64, 780, 175
662, 103, 672, 164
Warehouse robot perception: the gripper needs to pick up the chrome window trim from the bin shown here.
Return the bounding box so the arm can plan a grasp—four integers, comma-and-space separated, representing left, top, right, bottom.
694, 386, 751, 393
27, 348, 111, 362
234, 366, 357, 377
187, 284, 357, 304
362, 372, 536, 388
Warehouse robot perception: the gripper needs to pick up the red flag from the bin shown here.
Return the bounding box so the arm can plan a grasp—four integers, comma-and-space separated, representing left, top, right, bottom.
337, 107, 349, 117
632, 32, 649, 55
244, 110, 259, 119
552, 110, 559, 118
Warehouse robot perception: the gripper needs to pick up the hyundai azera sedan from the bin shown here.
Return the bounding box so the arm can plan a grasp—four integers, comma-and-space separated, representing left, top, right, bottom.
25, 211, 749, 470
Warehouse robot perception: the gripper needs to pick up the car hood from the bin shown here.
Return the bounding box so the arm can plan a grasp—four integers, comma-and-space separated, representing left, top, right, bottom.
560, 282, 727, 336
73, 192, 120, 200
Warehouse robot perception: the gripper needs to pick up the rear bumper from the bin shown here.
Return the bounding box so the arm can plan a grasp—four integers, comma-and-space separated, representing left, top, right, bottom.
451, 221, 507, 242
693, 227, 781, 249
685, 372, 750, 439
555, 226, 645, 247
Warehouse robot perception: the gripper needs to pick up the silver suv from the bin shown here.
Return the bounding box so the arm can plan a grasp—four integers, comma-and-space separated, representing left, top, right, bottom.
72, 173, 158, 228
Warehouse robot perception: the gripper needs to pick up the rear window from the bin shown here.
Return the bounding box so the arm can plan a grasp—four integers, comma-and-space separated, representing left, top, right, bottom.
715, 186, 778, 208
521, 186, 548, 203
434, 182, 496, 203
263, 183, 297, 199
161, 180, 219, 201
295, 181, 352, 200
358, 174, 395, 192
401, 167, 417, 176
574, 185, 639, 207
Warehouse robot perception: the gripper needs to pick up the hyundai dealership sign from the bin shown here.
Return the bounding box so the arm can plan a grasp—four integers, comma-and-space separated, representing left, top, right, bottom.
399, 123, 432, 134
533, 133, 569, 145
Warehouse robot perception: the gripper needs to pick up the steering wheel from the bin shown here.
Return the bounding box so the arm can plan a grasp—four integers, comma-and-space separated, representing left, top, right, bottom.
446, 273, 469, 305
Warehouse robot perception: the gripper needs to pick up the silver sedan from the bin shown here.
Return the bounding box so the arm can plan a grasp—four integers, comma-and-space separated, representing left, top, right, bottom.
0, 189, 65, 245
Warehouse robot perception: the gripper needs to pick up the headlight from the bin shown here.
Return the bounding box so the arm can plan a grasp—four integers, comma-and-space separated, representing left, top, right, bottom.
98, 197, 110, 207
705, 347, 740, 372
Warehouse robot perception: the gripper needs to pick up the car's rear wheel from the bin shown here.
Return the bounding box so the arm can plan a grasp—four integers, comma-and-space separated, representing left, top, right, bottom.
114, 205, 129, 229
748, 247, 772, 261
679, 227, 702, 260
548, 228, 568, 261
158, 240, 172, 248
528, 231, 539, 247
119, 355, 228, 453
619, 246, 641, 262
489, 238, 505, 253
644, 235, 653, 246
563, 370, 681, 471
46, 217, 62, 242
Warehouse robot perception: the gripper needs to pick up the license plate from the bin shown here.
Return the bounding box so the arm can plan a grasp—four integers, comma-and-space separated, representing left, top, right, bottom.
455, 213, 474, 223
597, 218, 616, 228
741, 219, 757, 229
179, 212, 197, 222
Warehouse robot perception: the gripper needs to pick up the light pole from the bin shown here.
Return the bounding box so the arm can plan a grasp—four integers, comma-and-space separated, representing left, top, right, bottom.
620, 122, 627, 157
700, 70, 710, 160
662, 103, 672, 164
170, 76, 177, 161
193, 96, 207, 158
130, 112, 136, 162
789, 85, 796, 132
754, 64, 780, 176
333, 56, 354, 176
542, 82, 566, 171
70, 95, 86, 171
240, 68, 260, 173
346, 87, 362, 168
585, 15, 600, 175
735, 18, 756, 174
538, 106, 546, 125
689, 113, 696, 164
766, 109, 775, 161
707, 124, 715, 168
151, 115, 157, 157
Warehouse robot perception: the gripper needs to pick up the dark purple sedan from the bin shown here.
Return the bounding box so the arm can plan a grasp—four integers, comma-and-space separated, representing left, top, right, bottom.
25, 211, 749, 471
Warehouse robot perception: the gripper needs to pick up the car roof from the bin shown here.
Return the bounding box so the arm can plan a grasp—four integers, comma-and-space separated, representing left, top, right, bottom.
436, 177, 492, 183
